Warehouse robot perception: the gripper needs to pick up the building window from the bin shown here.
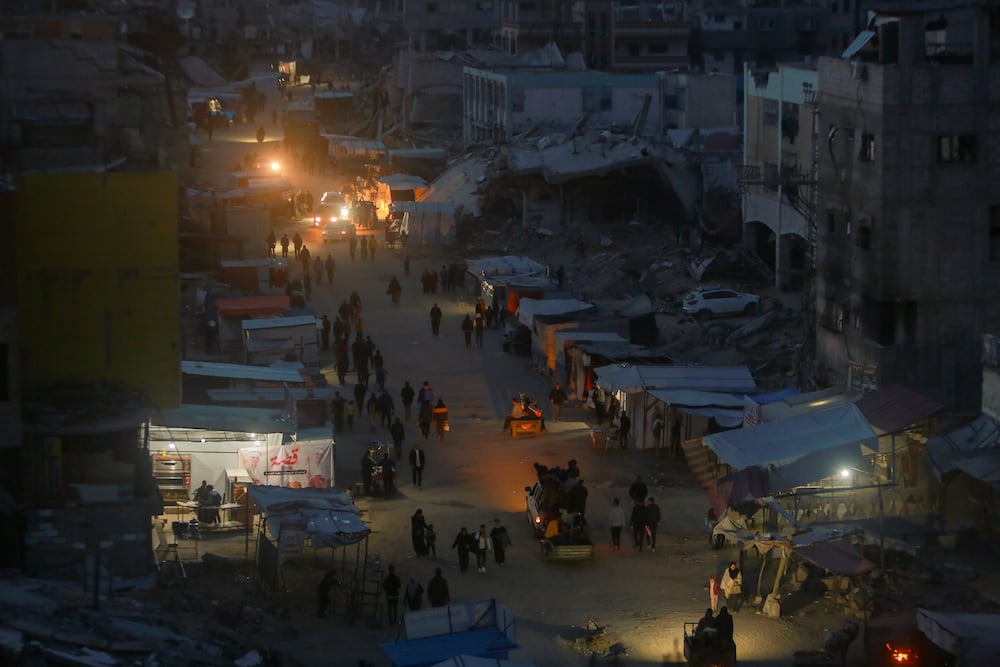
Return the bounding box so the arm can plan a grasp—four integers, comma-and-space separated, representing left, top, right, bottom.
827, 210, 836, 234
763, 99, 778, 127
627, 42, 641, 57
858, 133, 876, 161
760, 16, 775, 31
583, 87, 612, 112
990, 205, 1000, 261
648, 42, 669, 54
855, 224, 871, 249
937, 135, 976, 163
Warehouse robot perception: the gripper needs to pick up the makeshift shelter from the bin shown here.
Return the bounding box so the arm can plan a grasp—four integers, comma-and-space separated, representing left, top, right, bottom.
925, 415, 1000, 535
219, 261, 289, 294
697, 404, 878, 494
381, 599, 518, 667
855, 384, 942, 484
212, 295, 292, 345
555, 331, 628, 391
376, 173, 428, 218
515, 297, 593, 329
392, 201, 457, 246
243, 315, 320, 369
916, 609, 1000, 665
248, 485, 367, 547
531, 317, 629, 373
594, 364, 756, 450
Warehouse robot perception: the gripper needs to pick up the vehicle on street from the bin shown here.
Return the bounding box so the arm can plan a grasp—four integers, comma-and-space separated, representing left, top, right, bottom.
682, 286, 761, 319
313, 191, 350, 227
322, 220, 356, 243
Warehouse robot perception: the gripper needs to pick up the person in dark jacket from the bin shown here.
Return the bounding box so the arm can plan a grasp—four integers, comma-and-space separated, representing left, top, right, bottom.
645, 497, 661, 551
401, 381, 416, 421
628, 475, 648, 503
568, 479, 589, 516
390, 417, 405, 460
630, 500, 649, 552
411, 509, 428, 557
427, 568, 450, 607
409, 445, 426, 488
715, 607, 734, 644
403, 576, 423, 611
429, 304, 442, 335
317, 569, 339, 617
451, 527, 475, 572
461, 314, 474, 347
382, 565, 402, 623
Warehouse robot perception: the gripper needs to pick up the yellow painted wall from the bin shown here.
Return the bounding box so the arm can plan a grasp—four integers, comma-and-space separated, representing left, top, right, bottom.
16, 173, 181, 409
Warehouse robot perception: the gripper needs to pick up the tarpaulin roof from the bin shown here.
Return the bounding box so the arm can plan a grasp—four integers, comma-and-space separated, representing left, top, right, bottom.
215, 295, 291, 318
243, 315, 318, 331
248, 485, 370, 547
595, 364, 755, 394
466, 256, 546, 278
951, 450, 1000, 489
924, 414, 1000, 479
854, 384, 942, 433
516, 298, 593, 328
916, 609, 1000, 663
650, 388, 747, 428
793, 538, 875, 576
702, 404, 877, 492
181, 360, 304, 383
382, 600, 518, 667
154, 404, 296, 434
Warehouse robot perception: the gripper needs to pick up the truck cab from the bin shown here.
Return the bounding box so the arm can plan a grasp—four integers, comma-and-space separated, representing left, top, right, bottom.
524, 482, 545, 537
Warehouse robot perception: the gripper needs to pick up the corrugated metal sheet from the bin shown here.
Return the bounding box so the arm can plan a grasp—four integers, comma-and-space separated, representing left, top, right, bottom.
854, 384, 942, 434
243, 315, 318, 331
181, 360, 303, 382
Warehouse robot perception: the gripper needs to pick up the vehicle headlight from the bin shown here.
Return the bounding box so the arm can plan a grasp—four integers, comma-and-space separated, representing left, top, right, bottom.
340, 207, 350, 217
270, 161, 280, 172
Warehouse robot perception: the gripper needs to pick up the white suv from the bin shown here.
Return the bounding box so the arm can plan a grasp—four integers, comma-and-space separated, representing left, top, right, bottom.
313, 191, 350, 227
682, 287, 761, 319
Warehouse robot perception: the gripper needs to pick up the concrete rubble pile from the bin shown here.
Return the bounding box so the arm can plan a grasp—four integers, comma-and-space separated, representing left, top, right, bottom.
0, 568, 297, 666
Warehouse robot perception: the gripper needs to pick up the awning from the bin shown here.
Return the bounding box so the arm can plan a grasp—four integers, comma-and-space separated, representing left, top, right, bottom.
792, 538, 875, 576
916, 609, 1000, 662
226, 467, 253, 482
181, 360, 304, 383
596, 364, 755, 394
215, 295, 291, 318
854, 384, 942, 433
702, 404, 877, 492
924, 414, 1000, 479
248, 485, 370, 547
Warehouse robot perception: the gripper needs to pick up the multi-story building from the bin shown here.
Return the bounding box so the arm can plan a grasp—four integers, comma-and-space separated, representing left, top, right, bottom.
463, 66, 664, 146
404, 0, 499, 51
815, 2, 1000, 409
583, 0, 690, 72
499, 0, 585, 55
742, 62, 818, 290
663, 69, 738, 129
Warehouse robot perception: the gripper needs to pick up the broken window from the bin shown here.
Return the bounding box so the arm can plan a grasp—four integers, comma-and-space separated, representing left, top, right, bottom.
763, 99, 778, 127
781, 102, 799, 143
990, 205, 1000, 261
855, 224, 871, 249
511, 88, 525, 113
858, 133, 876, 162
937, 135, 976, 163
827, 210, 836, 234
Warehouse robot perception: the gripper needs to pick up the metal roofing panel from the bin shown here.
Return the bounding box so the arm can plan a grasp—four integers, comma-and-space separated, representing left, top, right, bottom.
181, 360, 304, 382
154, 404, 296, 434
595, 364, 755, 393
243, 315, 318, 330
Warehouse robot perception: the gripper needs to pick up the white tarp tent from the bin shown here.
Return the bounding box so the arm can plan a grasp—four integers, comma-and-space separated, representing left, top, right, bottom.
916, 608, 1000, 665
594, 364, 756, 394
701, 404, 878, 492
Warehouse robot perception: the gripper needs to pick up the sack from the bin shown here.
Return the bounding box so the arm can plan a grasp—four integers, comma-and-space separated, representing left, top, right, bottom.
443, 421, 451, 432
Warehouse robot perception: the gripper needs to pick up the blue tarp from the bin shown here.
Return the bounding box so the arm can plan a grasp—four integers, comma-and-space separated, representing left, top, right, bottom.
381, 600, 518, 667
702, 404, 878, 492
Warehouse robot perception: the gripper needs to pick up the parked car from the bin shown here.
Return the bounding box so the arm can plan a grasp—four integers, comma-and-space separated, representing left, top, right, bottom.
313, 191, 350, 227
322, 220, 356, 243
682, 287, 761, 319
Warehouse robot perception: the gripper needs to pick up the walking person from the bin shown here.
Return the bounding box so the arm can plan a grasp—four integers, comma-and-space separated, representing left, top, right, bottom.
360, 447, 376, 495
628, 475, 648, 504
473, 524, 491, 573
411, 509, 429, 557
280, 233, 290, 257
427, 568, 450, 607
429, 303, 442, 336
321, 314, 331, 351
417, 381, 433, 409
293, 231, 302, 257
474, 312, 485, 347
383, 565, 401, 624
401, 381, 415, 421
360, 234, 368, 260
630, 499, 648, 552
461, 314, 474, 348
424, 523, 437, 559
418, 401, 433, 441
379, 450, 396, 497
409, 444, 426, 488
490, 518, 510, 566
432, 398, 449, 441
721, 561, 743, 611
451, 527, 474, 573
646, 497, 661, 551
267, 230, 276, 257
390, 417, 405, 462
403, 576, 423, 611
549, 383, 567, 422
709, 574, 721, 612
619, 411, 632, 449
609, 498, 625, 551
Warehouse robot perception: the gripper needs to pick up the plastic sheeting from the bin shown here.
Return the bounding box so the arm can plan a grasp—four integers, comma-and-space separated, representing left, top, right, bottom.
249, 485, 369, 547
916, 609, 1000, 664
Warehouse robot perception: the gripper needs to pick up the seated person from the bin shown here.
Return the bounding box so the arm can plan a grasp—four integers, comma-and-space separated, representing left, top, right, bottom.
544, 517, 561, 540
203, 484, 222, 524
503, 399, 529, 430
566, 459, 580, 479
695, 608, 716, 635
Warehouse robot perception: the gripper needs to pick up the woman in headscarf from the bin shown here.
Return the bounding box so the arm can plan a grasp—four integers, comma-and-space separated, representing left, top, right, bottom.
411, 508, 428, 557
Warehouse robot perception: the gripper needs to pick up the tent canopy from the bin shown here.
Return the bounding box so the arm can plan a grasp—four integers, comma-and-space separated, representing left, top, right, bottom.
916, 609, 1000, 662
793, 537, 875, 576
924, 414, 1000, 480
595, 364, 755, 394
702, 404, 877, 492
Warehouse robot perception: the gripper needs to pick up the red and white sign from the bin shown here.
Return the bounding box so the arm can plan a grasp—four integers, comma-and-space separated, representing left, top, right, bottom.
239, 441, 332, 489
